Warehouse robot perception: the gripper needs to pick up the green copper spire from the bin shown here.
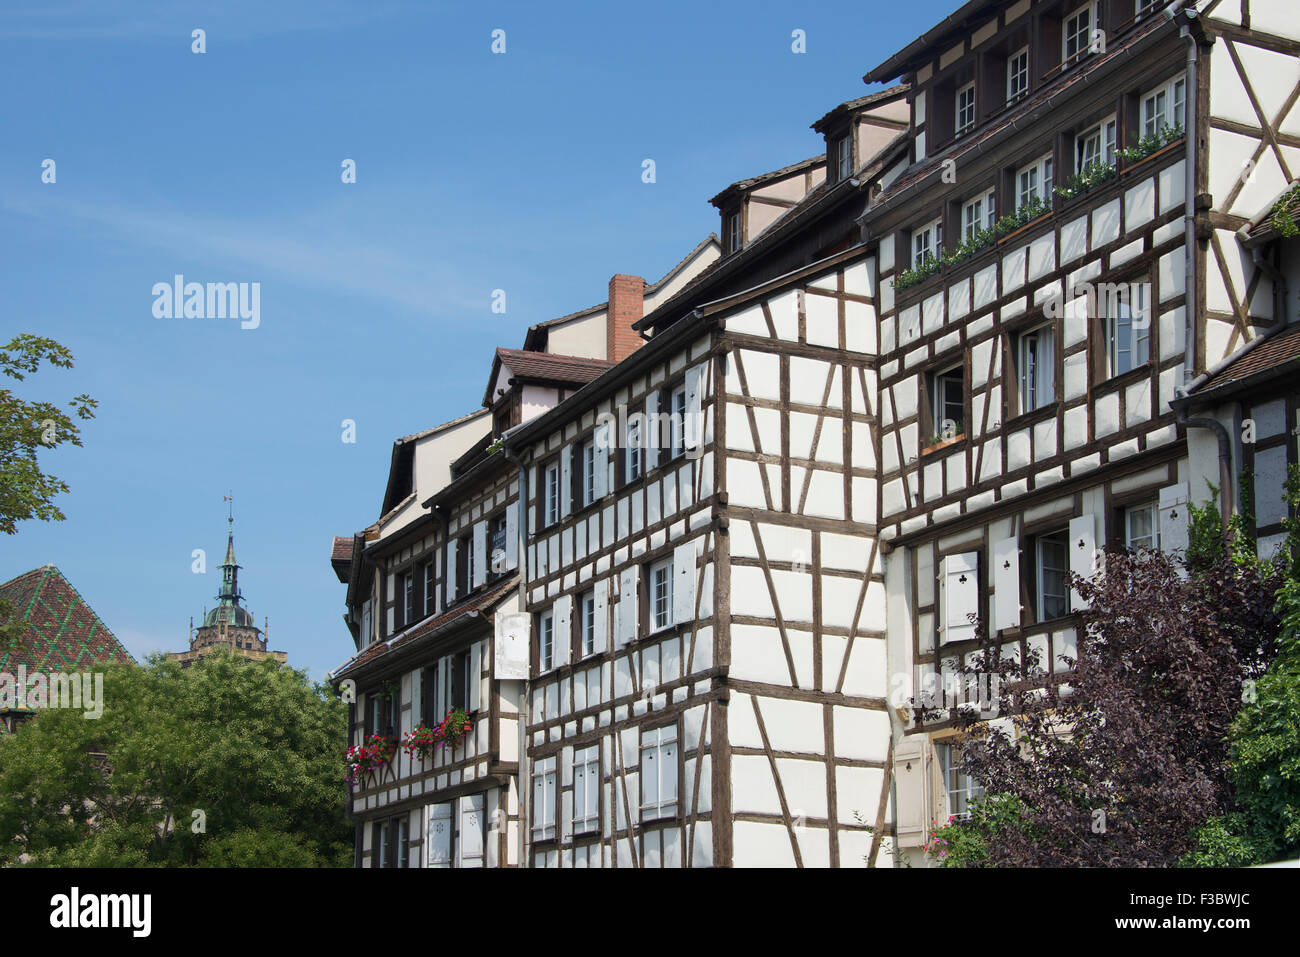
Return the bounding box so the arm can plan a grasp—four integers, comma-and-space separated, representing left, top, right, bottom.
204, 503, 254, 629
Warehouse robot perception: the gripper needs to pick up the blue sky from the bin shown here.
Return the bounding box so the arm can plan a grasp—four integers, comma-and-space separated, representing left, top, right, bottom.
0, 0, 955, 681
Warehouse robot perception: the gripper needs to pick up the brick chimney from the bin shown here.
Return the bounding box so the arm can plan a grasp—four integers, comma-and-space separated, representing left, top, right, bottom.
607, 274, 646, 363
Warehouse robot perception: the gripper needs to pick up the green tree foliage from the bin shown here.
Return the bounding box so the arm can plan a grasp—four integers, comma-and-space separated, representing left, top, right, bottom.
0, 334, 98, 649
926, 483, 1290, 866
0, 652, 351, 867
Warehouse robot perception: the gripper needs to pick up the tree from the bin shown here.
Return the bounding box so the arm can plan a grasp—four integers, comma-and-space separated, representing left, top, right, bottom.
926, 542, 1284, 867
1182, 575, 1300, 866
0, 652, 352, 867
0, 334, 98, 647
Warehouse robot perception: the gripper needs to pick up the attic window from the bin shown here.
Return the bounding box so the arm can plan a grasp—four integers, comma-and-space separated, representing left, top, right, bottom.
834, 134, 852, 181
727, 210, 742, 253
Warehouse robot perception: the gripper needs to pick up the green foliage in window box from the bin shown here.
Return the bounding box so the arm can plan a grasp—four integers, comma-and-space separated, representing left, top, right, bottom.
1053, 158, 1118, 201
1115, 123, 1184, 166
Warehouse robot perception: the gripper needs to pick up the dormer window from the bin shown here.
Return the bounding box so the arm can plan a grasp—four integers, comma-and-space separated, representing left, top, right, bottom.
727, 210, 742, 254
1063, 2, 1095, 63
834, 134, 852, 180
1076, 115, 1117, 172
913, 217, 943, 267
1007, 46, 1029, 101
1017, 154, 1053, 211
955, 83, 976, 136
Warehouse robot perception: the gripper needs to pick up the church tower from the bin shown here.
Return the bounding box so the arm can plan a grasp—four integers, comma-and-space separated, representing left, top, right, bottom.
168, 507, 287, 667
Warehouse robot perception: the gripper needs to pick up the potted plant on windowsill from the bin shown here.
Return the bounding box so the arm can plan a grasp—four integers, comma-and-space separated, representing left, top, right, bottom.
1117, 124, 1185, 175
435, 707, 473, 751
345, 733, 395, 786
995, 196, 1052, 245
401, 723, 440, 762
922, 425, 964, 455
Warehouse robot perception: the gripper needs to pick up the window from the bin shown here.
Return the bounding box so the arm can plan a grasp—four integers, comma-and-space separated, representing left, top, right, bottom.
1007, 46, 1029, 101
913, 216, 943, 266
543, 460, 560, 526
1102, 281, 1151, 376
1076, 115, 1117, 171
1016, 323, 1056, 413
579, 589, 597, 658
488, 515, 507, 578
455, 534, 470, 597
449, 649, 473, 712
727, 210, 741, 253
649, 558, 673, 632
423, 560, 436, 617
930, 365, 964, 440
625, 415, 642, 484
669, 384, 688, 460
400, 570, 414, 626
1063, 2, 1094, 62
1136, 0, 1162, 16
1017, 154, 1053, 211
639, 725, 678, 821
1036, 529, 1070, 620
375, 815, 408, 868
580, 437, 597, 507
1125, 501, 1158, 550
834, 134, 852, 181
532, 756, 557, 841
360, 599, 373, 647
1142, 75, 1186, 137
573, 745, 600, 835
938, 742, 985, 820
955, 82, 976, 135
538, 609, 554, 672
962, 191, 995, 241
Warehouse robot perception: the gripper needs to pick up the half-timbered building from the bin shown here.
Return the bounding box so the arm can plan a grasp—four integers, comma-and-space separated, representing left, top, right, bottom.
329, 241, 721, 867
330, 0, 1299, 867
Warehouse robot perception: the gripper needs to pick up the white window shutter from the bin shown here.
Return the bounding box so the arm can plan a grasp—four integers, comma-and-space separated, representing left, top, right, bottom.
446, 539, 458, 603
426, 802, 453, 868
593, 422, 609, 499
592, 579, 609, 653
661, 729, 678, 815
554, 594, 573, 667
472, 521, 487, 588
493, 610, 531, 680
505, 501, 518, 571
644, 390, 660, 471
615, 566, 640, 648
991, 536, 1021, 633
940, 551, 979, 645
1158, 483, 1190, 555
468, 641, 481, 712
458, 796, 484, 868
684, 363, 705, 453
1068, 513, 1098, 609
411, 666, 423, 728
672, 540, 696, 626
892, 736, 931, 846
561, 444, 573, 519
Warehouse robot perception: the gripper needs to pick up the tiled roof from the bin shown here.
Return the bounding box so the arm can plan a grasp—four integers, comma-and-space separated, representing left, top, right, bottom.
331, 536, 353, 562
1195, 324, 1300, 393
810, 83, 909, 133
0, 565, 134, 679
709, 156, 825, 207
1245, 182, 1300, 242
332, 577, 517, 682
495, 348, 615, 384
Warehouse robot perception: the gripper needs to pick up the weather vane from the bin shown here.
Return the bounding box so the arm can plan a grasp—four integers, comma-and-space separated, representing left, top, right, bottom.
223, 492, 233, 525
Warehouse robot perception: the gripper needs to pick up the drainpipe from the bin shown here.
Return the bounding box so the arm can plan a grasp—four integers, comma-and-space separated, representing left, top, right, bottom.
501, 441, 529, 869
1169, 1, 1200, 386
